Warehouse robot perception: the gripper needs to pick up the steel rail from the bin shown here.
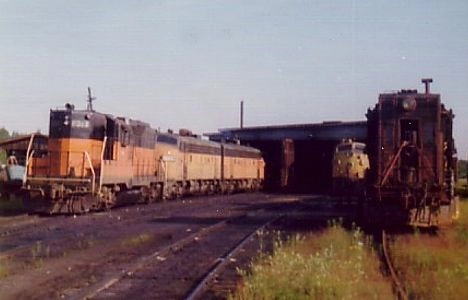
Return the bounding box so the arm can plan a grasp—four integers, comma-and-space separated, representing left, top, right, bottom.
77, 217, 240, 300
184, 213, 284, 300
382, 230, 408, 300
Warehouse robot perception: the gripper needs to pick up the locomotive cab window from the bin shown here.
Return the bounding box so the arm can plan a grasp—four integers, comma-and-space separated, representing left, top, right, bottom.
104, 117, 117, 160
120, 126, 131, 147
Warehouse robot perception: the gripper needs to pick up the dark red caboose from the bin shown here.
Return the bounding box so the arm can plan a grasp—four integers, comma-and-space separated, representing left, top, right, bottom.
365, 79, 458, 227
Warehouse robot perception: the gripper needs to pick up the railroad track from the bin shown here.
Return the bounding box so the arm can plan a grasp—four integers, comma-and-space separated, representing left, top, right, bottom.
0, 196, 227, 257
77, 213, 283, 299
184, 214, 284, 300
77, 217, 236, 299
2, 194, 340, 299
0, 206, 160, 260
382, 230, 408, 300
76, 202, 303, 299
0, 214, 50, 238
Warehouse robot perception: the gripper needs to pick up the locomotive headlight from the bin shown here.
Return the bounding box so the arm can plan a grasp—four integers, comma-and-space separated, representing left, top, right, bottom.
64, 115, 70, 126
402, 98, 417, 111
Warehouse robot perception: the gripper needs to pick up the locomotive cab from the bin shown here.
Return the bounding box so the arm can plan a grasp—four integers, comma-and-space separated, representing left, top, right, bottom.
24, 104, 109, 212
332, 139, 369, 198
47, 106, 106, 178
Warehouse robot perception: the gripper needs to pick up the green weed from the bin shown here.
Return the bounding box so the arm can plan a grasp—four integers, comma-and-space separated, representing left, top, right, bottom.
231, 223, 392, 300
455, 179, 468, 197
391, 200, 468, 300
0, 263, 8, 278
121, 233, 152, 247
30, 241, 46, 268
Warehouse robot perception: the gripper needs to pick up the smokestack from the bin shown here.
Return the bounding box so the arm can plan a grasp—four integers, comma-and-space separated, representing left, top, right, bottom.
240, 100, 244, 129
421, 78, 433, 94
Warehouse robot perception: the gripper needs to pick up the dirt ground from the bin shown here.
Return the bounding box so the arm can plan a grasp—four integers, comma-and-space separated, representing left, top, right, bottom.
0, 193, 351, 299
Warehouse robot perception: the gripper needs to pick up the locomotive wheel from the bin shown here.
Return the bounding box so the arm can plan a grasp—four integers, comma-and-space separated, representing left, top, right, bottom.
99, 187, 117, 210
176, 185, 184, 199
50, 200, 66, 215
105, 192, 117, 210
141, 186, 151, 203
71, 196, 82, 214
67, 195, 91, 214
141, 185, 159, 203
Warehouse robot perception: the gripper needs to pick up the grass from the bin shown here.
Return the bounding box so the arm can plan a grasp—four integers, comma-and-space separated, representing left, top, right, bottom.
121, 233, 152, 247
0, 263, 8, 278
30, 240, 51, 268
231, 222, 393, 300
390, 198, 468, 300
456, 178, 468, 197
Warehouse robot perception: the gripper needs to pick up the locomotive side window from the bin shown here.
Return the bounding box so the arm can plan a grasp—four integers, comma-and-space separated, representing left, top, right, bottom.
156, 134, 178, 145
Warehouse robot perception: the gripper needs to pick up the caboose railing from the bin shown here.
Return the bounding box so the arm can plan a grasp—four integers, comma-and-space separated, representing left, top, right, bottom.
380, 141, 408, 186
83, 151, 96, 194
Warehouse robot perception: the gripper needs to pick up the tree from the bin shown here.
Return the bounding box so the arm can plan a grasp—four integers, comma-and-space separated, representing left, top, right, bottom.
458, 160, 467, 180
0, 150, 6, 164
0, 127, 10, 141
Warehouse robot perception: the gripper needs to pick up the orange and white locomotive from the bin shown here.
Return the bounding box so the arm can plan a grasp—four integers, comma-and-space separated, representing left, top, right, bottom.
23, 91, 265, 214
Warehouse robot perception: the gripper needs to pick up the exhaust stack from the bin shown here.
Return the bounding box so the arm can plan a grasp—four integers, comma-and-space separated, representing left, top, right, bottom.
421, 78, 433, 94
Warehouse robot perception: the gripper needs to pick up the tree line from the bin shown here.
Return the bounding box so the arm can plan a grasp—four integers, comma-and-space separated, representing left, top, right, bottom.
0, 127, 29, 163
0, 127, 29, 141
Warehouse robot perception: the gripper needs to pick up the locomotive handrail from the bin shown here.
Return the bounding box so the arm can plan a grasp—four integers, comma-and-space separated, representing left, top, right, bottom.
84, 151, 96, 194
22, 133, 36, 186
26, 176, 92, 183
23, 149, 35, 186
98, 136, 107, 194
25, 133, 35, 163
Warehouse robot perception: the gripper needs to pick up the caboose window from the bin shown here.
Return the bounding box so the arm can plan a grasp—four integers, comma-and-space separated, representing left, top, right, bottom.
400, 119, 419, 145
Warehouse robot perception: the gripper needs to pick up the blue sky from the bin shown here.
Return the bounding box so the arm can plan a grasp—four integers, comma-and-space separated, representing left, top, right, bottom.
1, 0, 467, 155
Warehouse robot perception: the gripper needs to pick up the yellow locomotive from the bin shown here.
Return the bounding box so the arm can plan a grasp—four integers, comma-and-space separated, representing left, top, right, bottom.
332, 139, 369, 198
23, 91, 264, 214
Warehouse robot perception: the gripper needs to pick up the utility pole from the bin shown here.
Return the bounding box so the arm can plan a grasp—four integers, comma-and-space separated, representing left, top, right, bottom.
87, 87, 96, 111
240, 100, 244, 129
